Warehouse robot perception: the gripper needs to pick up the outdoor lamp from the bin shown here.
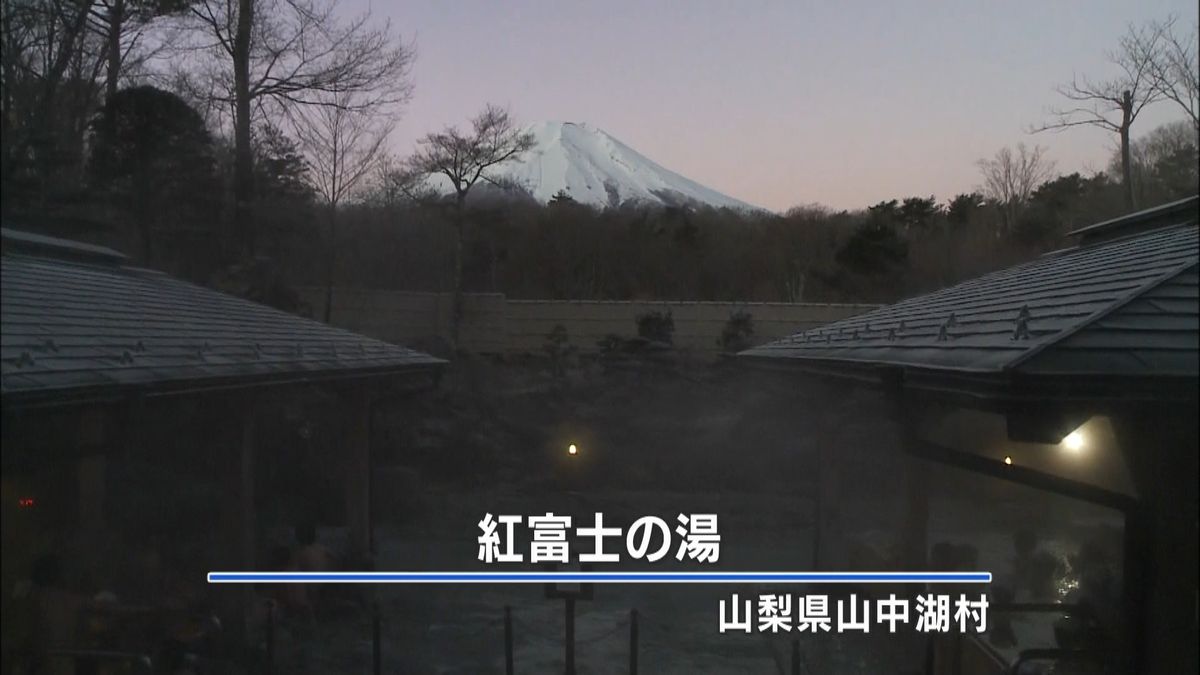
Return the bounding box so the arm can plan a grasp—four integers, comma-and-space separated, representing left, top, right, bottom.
1061, 429, 1085, 454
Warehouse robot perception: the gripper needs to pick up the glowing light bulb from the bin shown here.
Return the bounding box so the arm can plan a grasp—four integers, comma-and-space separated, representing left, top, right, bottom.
1003, 456, 1013, 465
1062, 430, 1085, 453
568, 444, 578, 456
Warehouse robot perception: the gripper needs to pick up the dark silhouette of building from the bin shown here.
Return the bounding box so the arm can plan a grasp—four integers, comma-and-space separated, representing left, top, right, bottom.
2, 227, 443, 663
741, 196, 1199, 674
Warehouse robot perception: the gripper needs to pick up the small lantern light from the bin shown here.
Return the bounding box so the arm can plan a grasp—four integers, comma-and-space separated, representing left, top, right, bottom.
568, 444, 578, 456
1062, 430, 1085, 454
1003, 456, 1013, 466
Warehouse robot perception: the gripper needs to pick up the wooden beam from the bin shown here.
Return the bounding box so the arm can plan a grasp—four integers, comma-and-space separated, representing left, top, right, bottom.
903, 436, 1137, 513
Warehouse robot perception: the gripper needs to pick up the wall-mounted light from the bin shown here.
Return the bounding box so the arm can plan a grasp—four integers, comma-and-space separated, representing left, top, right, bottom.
1061, 429, 1085, 454
568, 444, 579, 456
1003, 456, 1013, 466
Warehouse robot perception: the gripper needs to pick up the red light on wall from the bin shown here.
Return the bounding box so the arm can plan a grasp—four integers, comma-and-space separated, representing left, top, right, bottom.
18, 497, 36, 509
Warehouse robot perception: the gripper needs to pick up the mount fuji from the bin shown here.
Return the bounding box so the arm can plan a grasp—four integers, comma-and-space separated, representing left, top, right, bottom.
427, 121, 763, 212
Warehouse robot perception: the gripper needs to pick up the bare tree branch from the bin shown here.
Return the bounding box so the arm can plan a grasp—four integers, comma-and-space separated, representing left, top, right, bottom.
976, 143, 1055, 233
390, 104, 536, 346
1145, 15, 1199, 143
1032, 19, 1168, 208
174, 0, 415, 256
403, 104, 536, 202
288, 86, 398, 321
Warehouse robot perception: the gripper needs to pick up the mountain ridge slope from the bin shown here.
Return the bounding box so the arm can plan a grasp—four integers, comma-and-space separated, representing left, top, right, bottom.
427, 121, 763, 211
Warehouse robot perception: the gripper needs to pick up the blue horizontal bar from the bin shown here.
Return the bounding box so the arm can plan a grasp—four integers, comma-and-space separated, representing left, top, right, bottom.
208, 571, 992, 584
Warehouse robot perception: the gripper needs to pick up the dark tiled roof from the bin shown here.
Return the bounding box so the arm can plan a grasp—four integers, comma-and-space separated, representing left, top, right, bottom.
2, 229, 444, 403
1017, 263, 1197, 376
1067, 195, 1198, 244
741, 209, 1199, 380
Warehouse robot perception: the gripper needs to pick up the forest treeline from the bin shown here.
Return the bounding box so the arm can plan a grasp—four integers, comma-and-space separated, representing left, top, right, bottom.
6, 96, 1198, 306
324, 129, 1195, 305
6, 82, 1195, 306
2, 2, 1196, 308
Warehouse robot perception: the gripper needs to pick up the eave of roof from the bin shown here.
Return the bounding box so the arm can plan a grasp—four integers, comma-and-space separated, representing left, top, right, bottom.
740, 212, 1199, 400
1, 227, 128, 263
1066, 195, 1198, 241
2, 234, 445, 406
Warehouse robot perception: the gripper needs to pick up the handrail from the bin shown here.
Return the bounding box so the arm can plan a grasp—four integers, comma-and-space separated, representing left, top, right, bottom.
44, 649, 153, 673
1008, 648, 1095, 675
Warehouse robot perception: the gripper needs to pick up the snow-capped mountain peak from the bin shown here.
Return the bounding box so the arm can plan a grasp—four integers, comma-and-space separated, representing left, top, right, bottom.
433, 121, 762, 211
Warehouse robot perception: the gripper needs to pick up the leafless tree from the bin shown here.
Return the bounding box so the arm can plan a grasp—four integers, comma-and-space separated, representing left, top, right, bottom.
289, 88, 396, 321
88, 0, 187, 102
393, 104, 535, 347
2, 0, 95, 193
182, 0, 413, 257
976, 143, 1055, 233
1033, 21, 1166, 209
1146, 15, 1199, 145
0, 0, 183, 182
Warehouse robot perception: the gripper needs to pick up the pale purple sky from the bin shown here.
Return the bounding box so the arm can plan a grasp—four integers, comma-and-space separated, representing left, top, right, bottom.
356, 0, 1197, 211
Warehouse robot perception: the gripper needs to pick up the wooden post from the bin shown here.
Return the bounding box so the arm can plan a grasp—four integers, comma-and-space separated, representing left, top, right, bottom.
811, 443, 825, 570
504, 606, 514, 675
564, 597, 576, 675
901, 449, 930, 570
629, 609, 638, 675
1121, 505, 1149, 674
76, 407, 109, 539
811, 427, 847, 570
77, 455, 107, 536
895, 397, 929, 571
372, 602, 382, 675
1113, 407, 1199, 674
241, 408, 256, 572
344, 386, 373, 565
265, 601, 275, 675
238, 403, 258, 644
810, 379, 864, 571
